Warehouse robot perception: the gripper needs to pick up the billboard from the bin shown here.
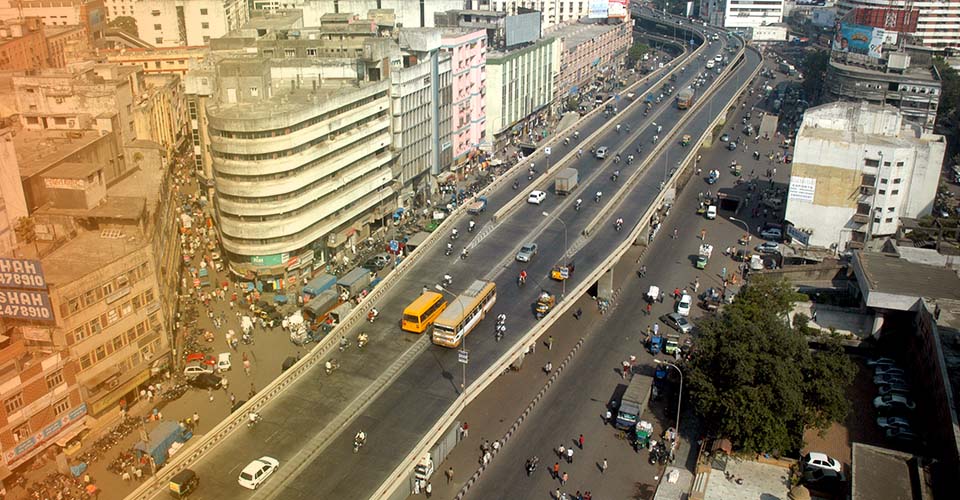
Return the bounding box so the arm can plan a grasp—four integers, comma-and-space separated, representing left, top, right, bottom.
0, 289, 54, 322
833, 23, 884, 58
505, 12, 542, 48
0, 258, 47, 290
589, 0, 609, 19
609, 0, 628, 19
851, 8, 919, 33
796, 0, 827, 6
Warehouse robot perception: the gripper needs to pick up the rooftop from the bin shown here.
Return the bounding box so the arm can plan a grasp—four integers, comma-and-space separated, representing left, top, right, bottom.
851, 443, 924, 500
549, 18, 621, 52
209, 82, 373, 120
41, 228, 148, 286
42, 161, 100, 180
14, 129, 107, 179
853, 251, 960, 310
800, 101, 943, 147
829, 57, 939, 82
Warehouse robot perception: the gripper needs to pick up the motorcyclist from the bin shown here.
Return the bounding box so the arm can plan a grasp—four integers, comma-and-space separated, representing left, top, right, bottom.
357, 332, 369, 347
513, 179, 519, 190
325, 359, 338, 374
367, 308, 379, 322
248, 411, 261, 425
355, 431, 366, 447
575, 198, 582, 210
614, 154, 621, 164
443, 274, 453, 286
497, 313, 507, 323
339, 335, 348, 350
519, 270, 528, 284
461, 248, 469, 259
468, 220, 476, 232
446, 242, 453, 253
613, 169, 621, 180
451, 228, 459, 239
616, 217, 624, 228
627, 155, 634, 163
616, 123, 621, 133
595, 191, 602, 203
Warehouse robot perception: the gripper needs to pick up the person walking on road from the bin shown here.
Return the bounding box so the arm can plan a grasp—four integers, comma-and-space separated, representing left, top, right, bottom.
566, 447, 574, 464
425, 481, 432, 498
445, 467, 454, 484
558, 444, 565, 460
601, 458, 608, 474
561, 471, 569, 485
553, 462, 560, 479
578, 434, 584, 449
547, 336, 554, 350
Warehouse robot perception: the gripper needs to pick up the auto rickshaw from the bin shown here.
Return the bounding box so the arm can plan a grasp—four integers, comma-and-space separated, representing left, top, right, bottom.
550, 262, 575, 281
535, 292, 555, 319
730, 163, 742, 176
680, 134, 691, 147
168, 469, 199, 498
696, 199, 713, 216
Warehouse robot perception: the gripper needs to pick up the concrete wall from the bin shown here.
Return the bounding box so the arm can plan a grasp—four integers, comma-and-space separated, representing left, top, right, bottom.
723, 0, 784, 29
485, 37, 558, 142
297, 0, 463, 28
442, 29, 487, 163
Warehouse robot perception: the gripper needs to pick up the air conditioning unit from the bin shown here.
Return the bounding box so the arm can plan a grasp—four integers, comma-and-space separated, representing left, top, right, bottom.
55, 97, 64, 104
106, 377, 120, 389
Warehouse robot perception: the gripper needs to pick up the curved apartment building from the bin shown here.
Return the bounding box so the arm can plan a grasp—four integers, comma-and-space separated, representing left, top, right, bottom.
207, 80, 394, 280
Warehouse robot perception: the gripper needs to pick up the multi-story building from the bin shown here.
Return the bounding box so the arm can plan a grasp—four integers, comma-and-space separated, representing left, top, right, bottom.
0, 17, 49, 71
441, 28, 488, 166
134, 0, 249, 47
0, 336, 84, 478
723, 0, 784, 29
785, 102, 945, 251
202, 19, 399, 283
485, 36, 559, 149
103, 45, 208, 76
0, 127, 25, 254
837, 0, 960, 50
133, 73, 189, 162
393, 29, 453, 204
45, 25, 89, 68
552, 17, 631, 104
0, 0, 105, 38
252, 0, 464, 28
13, 62, 143, 153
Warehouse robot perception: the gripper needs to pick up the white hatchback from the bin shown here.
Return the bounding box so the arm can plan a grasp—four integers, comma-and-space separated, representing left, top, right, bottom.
677, 294, 692, 316
217, 352, 232, 372
238, 456, 280, 490
527, 190, 546, 205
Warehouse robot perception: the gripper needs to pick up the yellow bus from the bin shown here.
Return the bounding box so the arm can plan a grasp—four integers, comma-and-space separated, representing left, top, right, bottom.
432, 280, 497, 348
401, 291, 447, 333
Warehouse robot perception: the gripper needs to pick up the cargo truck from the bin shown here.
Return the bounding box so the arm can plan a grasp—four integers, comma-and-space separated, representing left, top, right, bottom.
554, 168, 579, 196
615, 374, 655, 430
677, 88, 695, 110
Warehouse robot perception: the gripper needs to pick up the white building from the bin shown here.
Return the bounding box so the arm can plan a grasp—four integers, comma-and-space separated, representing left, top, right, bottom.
471, 0, 598, 28
134, 0, 249, 47
252, 0, 464, 28
785, 102, 945, 251
723, 0, 784, 29
837, 0, 960, 50
485, 36, 559, 149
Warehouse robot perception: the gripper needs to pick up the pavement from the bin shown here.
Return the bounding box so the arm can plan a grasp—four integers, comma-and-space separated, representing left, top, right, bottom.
702, 458, 791, 500
126, 15, 762, 500
439, 52, 799, 500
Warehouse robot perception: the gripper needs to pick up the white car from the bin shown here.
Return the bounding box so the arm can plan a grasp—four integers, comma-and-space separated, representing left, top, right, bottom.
238, 456, 280, 490
706, 205, 717, 220
183, 363, 214, 378
802, 452, 842, 473
217, 352, 232, 372
527, 190, 546, 205
595, 146, 608, 159
676, 294, 692, 316
714, 54, 723, 62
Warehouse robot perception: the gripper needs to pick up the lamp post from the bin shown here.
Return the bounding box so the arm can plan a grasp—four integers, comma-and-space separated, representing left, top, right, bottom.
542, 211, 568, 297
654, 359, 683, 459
729, 216, 750, 239
436, 284, 467, 393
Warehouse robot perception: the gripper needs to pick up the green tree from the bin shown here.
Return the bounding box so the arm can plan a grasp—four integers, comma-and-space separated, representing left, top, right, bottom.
799, 50, 829, 104
108, 16, 139, 38
933, 57, 959, 126
650, 0, 687, 16
627, 42, 651, 66
686, 276, 856, 454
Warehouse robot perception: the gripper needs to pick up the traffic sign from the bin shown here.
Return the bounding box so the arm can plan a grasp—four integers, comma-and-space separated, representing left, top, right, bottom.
458, 350, 469, 364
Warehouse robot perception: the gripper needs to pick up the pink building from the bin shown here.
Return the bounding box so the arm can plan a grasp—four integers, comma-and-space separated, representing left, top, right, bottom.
441, 28, 487, 166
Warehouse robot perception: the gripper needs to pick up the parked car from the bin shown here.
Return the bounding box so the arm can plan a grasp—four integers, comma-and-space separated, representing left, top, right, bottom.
885, 426, 919, 444
238, 456, 280, 490
876, 416, 911, 430
755, 242, 780, 254
706, 205, 717, 220
874, 374, 908, 386
802, 467, 847, 495
187, 373, 223, 390
877, 384, 911, 397
873, 394, 916, 411
866, 357, 898, 368
363, 253, 391, 271
663, 312, 693, 334
515, 243, 539, 263
217, 352, 232, 372
802, 452, 842, 473
183, 362, 214, 378
676, 294, 692, 316
760, 228, 782, 241
184, 353, 216, 366
527, 190, 546, 205
874, 366, 906, 378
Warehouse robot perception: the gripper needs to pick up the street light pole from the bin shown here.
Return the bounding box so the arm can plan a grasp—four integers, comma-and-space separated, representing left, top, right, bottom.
729, 216, 750, 238
655, 359, 683, 459
436, 285, 467, 392
542, 211, 568, 297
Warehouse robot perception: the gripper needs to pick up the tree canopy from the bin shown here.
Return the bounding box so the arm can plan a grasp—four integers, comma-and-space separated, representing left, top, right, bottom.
685, 276, 856, 454
627, 42, 650, 67
933, 57, 959, 127
799, 50, 829, 104
108, 16, 139, 38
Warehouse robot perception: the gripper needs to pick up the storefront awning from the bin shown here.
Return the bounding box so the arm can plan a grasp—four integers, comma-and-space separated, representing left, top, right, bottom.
81, 368, 119, 390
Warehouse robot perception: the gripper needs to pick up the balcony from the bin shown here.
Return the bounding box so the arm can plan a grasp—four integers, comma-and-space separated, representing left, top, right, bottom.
852, 213, 870, 224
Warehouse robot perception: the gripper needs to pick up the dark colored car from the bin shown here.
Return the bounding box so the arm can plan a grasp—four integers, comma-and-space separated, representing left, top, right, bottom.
188, 373, 223, 390
802, 467, 847, 496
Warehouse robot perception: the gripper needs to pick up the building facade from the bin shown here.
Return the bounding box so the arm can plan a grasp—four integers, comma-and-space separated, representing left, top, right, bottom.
0, 17, 49, 71
1, 0, 105, 37
837, 0, 960, 50
553, 18, 631, 103
785, 102, 945, 251
441, 28, 487, 165
472, 0, 590, 28
45, 25, 89, 68
0, 127, 25, 254
103, 45, 208, 76
485, 36, 559, 148
255, 0, 464, 28
134, 0, 249, 47
723, 0, 784, 29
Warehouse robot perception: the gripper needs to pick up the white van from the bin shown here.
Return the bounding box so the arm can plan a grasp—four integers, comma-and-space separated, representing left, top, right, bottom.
706, 205, 717, 220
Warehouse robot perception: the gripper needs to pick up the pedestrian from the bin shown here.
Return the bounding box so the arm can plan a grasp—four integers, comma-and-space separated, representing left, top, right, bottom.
578, 434, 584, 449
601, 458, 608, 474
222, 377, 229, 392
645, 303, 651, 315
445, 467, 454, 484
700, 229, 706, 240
574, 308, 582, 320
425, 481, 432, 498
207, 388, 214, 403
561, 471, 569, 485
558, 444, 565, 459
694, 277, 700, 292
461, 422, 469, 438
133, 468, 142, 480
83, 473, 91, 485
553, 462, 560, 479
121, 470, 130, 481
555, 489, 562, 500
640, 265, 647, 277
576, 491, 582, 500
566, 447, 574, 463
547, 335, 554, 350
243, 358, 251, 376
229, 392, 236, 405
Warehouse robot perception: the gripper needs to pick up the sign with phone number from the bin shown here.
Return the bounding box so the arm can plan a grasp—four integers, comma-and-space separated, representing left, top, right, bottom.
0, 257, 47, 290
0, 289, 55, 322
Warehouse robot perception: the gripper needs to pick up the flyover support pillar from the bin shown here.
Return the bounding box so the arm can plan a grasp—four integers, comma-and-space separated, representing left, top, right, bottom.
596, 268, 614, 303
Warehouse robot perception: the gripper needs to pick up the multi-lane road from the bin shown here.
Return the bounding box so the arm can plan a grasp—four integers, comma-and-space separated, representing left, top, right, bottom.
150, 12, 762, 500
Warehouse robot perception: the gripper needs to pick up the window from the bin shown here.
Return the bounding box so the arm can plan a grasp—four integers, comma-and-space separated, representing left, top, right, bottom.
885, 218, 894, 223
95, 345, 106, 361
888, 207, 895, 212
893, 178, 902, 184
4, 393, 23, 413
306, 48, 317, 56
201, 22, 209, 29
151, 10, 160, 16
79, 353, 92, 370
54, 398, 70, 416
13, 423, 30, 443
203, 36, 210, 43
155, 37, 163, 44
53, 117, 67, 125
113, 336, 124, 351
284, 49, 296, 58
878, 189, 886, 195
880, 178, 888, 184
250, 87, 259, 97
144, 289, 155, 303
153, 24, 161, 30
89, 318, 101, 335
45, 370, 64, 389
26, 116, 38, 124
891, 190, 899, 195
200, 8, 208, 15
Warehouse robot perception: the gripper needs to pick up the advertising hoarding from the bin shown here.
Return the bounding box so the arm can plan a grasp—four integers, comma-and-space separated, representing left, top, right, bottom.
833, 23, 883, 58
608, 0, 628, 18
589, 0, 609, 19
851, 7, 919, 33
505, 12, 542, 47
0, 289, 55, 322
0, 258, 47, 290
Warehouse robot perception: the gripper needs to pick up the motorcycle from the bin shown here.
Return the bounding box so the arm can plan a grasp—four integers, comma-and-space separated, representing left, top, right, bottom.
564, 137, 570, 145
367, 309, 378, 323
325, 359, 340, 375
468, 221, 476, 233
247, 412, 262, 429
611, 171, 620, 182
241, 332, 253, 345
450, 230, 459, 241
525, 456, 539, 477
445, 245, 453, 256
595, 192, 602, 203
353, 434, 366, 454
574, 199, 582, 211
495, 323, 505, 342
513, 180, 520, 190
460, 249, 469, 260
338, 336, 349, 352
615, 221, 623, 232
357, 333, 368, 349
517, 274, 526, 287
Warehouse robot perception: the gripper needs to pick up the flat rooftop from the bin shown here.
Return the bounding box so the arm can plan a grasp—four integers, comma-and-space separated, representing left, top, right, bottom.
42, 161, 101, 180
550, 18, 622, 51
14, 129, 107, 179
829, 57, 939, 82
41, 228, 148, 286
856, 251, 960, 301
208, 82, 373, 120
851, 443, 920, 500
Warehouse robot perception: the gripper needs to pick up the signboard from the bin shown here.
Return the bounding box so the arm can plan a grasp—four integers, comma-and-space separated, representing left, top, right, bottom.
505, 12, 541, 48
43, 177, 87, 190
796, 0, 827, 5
3, 403, 87, 466
458, 350, 469, 364
588, 0, 609, 19
609, 0, 628, 19
833, 22, 884, 58
0, 258, 47, 290
250, 253, 289, 267
851, 7, 919, 33
787, 226, 811, 246
788, 176, 817, 203
0, 289, 55, 322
